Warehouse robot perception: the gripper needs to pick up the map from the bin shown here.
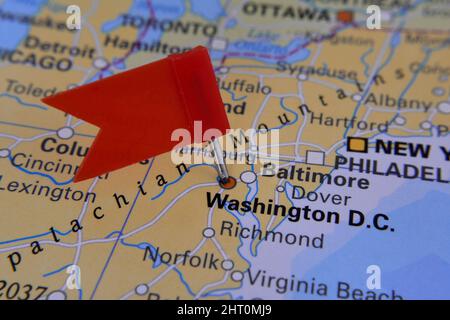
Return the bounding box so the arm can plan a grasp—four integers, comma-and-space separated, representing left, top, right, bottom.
0, 0, 449, 300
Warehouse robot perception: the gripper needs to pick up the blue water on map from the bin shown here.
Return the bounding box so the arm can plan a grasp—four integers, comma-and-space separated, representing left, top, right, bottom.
0, 0, 46, 50
291, 184, 450, 299
102, 0, 225, 33
100, 0, 188, 71
102, 16, 125, 33
221, 37, 311, 65
190, 0, 224, 21
390, 31, 401, 48
44, 1, 66, 13
225, 18, 237, 29
102, 0, 186, 34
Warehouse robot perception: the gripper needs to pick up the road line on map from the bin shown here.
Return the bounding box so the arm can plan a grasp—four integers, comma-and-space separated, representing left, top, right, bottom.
60, 177, 100, 292
90, 160, 154, 299
195, 271, 230, 300
124, 182, 218, 239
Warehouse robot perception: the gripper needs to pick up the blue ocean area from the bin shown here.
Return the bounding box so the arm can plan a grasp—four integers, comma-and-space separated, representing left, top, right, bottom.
290, 183, 450, 300
0, 0, 47, 50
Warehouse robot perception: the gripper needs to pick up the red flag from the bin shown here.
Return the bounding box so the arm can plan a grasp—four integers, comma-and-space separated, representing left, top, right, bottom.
42, 46, 230, 182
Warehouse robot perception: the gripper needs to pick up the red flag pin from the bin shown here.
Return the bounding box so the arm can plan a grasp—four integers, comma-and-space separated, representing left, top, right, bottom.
42, 46, 230, 182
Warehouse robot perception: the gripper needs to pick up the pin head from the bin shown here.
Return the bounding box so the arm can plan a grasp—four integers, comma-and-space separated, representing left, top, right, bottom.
218, 176, 237, 189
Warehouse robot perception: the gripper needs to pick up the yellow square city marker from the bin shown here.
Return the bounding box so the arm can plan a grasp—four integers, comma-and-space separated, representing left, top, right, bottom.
347, 137, 368, 153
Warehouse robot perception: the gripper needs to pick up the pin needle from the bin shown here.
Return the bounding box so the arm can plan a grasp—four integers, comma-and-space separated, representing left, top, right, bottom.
211, 138, 229, 183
